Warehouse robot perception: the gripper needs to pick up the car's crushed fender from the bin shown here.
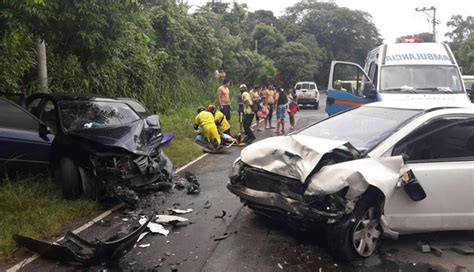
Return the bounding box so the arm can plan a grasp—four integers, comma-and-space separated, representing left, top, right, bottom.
306, 156, 405, 199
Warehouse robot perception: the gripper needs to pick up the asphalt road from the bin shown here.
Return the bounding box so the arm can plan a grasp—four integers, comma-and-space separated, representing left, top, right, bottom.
13, 95, 474, 271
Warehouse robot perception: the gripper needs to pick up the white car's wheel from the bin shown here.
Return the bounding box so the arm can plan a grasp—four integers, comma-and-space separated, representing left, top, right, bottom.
352, 207, 381, 257
327, 199, 382, 261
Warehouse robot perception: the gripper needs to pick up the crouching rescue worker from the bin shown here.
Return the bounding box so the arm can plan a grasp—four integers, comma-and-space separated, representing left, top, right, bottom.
208, 104, 231, 135
194, 107, 221, 149
208, 104, 236, 145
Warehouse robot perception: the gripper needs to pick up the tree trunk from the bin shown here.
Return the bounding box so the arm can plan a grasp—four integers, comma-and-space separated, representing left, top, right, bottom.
37, 38, 48, 91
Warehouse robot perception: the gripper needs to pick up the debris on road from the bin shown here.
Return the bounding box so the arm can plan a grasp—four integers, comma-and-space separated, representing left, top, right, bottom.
13, 215, 152, 266
213, 231, 237, 241
139, 217, 170, 236
139, 243, 150, 248
148, 222, 170, 236
417, 240, 432, 253
278, 263, 283, 270
214, 210, 227, 219
137, 231, 149, 242
169, 208, 193, 214
204, 200, 212, 209
185, 171, 201, 194
156, 215, 189, 225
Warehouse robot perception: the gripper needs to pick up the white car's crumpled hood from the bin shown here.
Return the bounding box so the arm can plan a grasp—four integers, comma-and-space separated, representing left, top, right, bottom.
240, 135, 406, 200
240, 135, 350, 181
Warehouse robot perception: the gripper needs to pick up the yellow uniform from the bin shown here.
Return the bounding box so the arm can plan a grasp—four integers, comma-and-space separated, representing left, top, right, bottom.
194, 111, 221, 145
214, 110, 231, 134
242, 91, 253, 114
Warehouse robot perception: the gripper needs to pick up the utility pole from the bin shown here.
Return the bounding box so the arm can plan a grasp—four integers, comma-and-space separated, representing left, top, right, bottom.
415, 6, 440, 42
36, 38, 48, 91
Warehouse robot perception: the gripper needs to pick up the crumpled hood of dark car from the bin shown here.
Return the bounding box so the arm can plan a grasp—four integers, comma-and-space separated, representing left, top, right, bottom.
68, 119, 161, 155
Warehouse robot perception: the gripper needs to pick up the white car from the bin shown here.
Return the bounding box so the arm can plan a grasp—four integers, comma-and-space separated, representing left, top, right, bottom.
295, 81, 320, 109
228, 100, 474, 261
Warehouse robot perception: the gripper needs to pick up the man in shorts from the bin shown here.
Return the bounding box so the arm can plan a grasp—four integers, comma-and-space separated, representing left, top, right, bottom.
263, 84, 275, 129
274, 87, 288, 135
217, 79, 231, 121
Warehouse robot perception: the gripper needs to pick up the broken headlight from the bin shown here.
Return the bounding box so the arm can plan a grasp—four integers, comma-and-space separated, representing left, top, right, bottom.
229, 158, 244, 184
91, 153, 134, 178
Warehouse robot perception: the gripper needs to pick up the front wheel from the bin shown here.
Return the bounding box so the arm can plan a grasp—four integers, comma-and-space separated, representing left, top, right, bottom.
327, 200, 382, 261
56, 157, 82, 199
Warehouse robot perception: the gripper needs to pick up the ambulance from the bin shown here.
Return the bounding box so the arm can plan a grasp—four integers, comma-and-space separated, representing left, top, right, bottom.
325, 42, 471, 115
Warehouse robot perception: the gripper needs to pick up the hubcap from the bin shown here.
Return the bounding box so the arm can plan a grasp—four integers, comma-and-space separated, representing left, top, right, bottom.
352, 207, 381, 257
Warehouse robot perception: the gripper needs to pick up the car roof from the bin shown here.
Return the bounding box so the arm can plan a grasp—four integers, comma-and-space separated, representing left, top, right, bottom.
295, 81, 316, 84
363, 99, 474, 111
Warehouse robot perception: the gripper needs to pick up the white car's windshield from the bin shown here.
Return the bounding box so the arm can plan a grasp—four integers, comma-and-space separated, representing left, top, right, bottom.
59, 101, 140, 131
380, 65, 464, 94
299, 107, 421, 151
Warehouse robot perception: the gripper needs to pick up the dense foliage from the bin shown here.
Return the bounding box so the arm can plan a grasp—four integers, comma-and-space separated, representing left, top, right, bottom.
445, 15, 474, 74
0, 0, 384, 104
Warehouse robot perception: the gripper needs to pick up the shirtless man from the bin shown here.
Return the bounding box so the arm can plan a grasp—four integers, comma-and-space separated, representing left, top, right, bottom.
263, 84, 275, 129
217, 79, 232, 121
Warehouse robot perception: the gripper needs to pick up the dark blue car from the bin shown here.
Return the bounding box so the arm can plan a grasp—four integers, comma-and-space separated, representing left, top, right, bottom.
0, 97, 53, 174
1, 93, 173, 205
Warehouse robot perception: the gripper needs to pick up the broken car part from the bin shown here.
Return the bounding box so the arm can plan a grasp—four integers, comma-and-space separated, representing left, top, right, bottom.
13, 215, 153, 266
155, 215, 189, 225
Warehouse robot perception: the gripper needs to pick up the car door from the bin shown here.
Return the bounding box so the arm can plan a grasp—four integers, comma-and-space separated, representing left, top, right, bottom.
384, 115, 474, 233
326, 61, 375, 116
0, 98, 53, 173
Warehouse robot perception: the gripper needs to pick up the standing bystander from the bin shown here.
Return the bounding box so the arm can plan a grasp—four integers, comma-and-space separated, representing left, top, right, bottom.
263, 84, 275, 129
240, 84, 256, 143
249, 85, 262, 132
287, 88, 298, 130
217, 79, 232, 121
274, 87, 288, 135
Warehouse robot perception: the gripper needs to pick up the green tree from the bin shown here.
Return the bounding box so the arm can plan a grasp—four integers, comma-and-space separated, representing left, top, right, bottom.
458, 32, 474, 74
445, 15, 474, 44
273, 42, 317, 88
251, 23, 285, 57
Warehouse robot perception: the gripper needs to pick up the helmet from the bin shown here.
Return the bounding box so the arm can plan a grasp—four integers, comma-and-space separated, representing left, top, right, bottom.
207, 104, 216, 113
197, 107, 206, 114
239, 84, 247, 91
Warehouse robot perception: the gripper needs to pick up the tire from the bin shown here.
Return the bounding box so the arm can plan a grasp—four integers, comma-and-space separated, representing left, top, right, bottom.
56, 157, 82, 199
314, 101, 319, 109
327, 199, 382, 261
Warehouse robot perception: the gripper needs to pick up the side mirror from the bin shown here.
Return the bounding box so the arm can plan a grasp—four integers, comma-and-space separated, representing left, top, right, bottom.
401, 170, 426, 202
39, 123, 51, 138
363, 82, 377, 98
145, 115, 160, 127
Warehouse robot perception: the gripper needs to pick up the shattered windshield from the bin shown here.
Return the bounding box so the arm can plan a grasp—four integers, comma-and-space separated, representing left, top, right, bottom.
299, 107, 420, 151
380, 65, 464, 93
59, 101, 140, 131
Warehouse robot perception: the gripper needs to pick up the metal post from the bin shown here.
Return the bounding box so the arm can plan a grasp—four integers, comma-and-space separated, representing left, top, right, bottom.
432, 7, 436, 42
415, 6, 440, 42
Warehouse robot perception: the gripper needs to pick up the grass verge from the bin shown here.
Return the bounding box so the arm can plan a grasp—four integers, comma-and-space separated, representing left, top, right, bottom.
0, 176, 101, 261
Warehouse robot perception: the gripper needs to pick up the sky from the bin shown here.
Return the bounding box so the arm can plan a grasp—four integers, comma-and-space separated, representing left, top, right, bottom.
186, 0, 473, 43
